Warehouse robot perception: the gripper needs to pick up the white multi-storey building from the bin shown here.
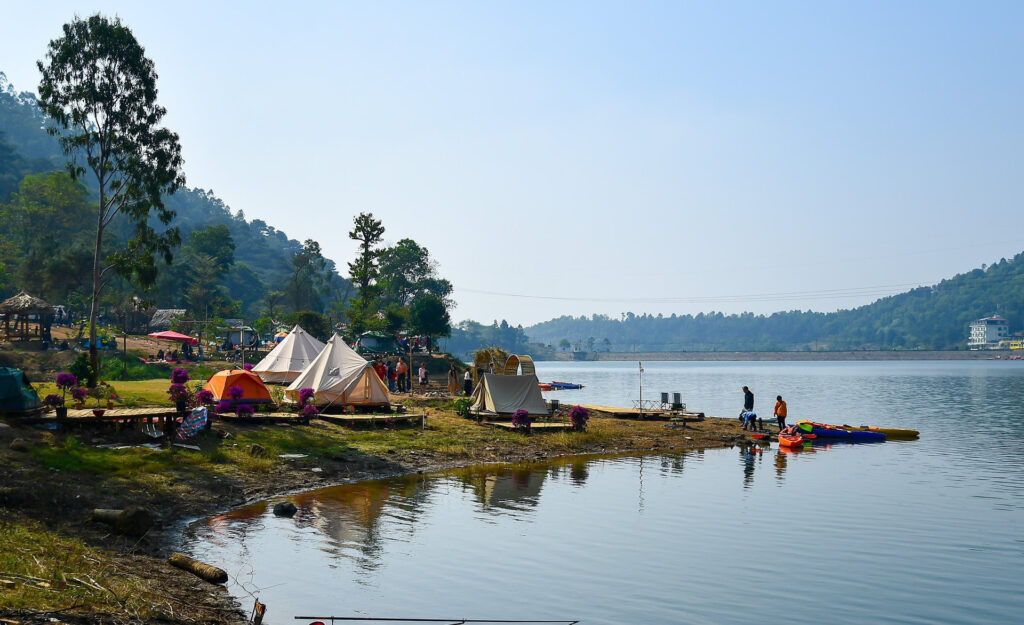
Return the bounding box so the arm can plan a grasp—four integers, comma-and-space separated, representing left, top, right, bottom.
968, 316, 1009, 349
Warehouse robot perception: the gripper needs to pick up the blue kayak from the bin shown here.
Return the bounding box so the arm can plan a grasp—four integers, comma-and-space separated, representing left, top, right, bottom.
548, 381, 584, 390
808, 426, 886, 442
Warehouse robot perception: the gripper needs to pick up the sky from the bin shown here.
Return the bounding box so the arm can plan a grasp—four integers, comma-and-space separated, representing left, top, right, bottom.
2, 1, 1023, 326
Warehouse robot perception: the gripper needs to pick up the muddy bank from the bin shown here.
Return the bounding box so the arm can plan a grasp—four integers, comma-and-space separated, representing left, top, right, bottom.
0, 405, 752, 624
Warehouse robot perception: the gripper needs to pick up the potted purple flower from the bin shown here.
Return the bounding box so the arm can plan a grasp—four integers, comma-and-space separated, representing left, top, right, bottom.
235, 403, 254, 419
167, 383, 191, 413
171, 368, 190, 384
215, 400, 233, 415
512, 409, 533, 431
228, 385, 244, 402
43, 394, 65, 418
569, 406, 590, 432
168, 369, 192, 413
71, 386, 88, 410
196, 389, 215, 407
55, 373, 76, 418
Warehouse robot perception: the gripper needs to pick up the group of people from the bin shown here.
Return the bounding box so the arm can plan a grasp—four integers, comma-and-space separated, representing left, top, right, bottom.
370, 359, 475, 397
739, 385, 788, 431
371, 358, 437, 393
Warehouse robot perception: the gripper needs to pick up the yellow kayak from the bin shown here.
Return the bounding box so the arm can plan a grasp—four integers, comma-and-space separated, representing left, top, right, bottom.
850, 425, 919, 440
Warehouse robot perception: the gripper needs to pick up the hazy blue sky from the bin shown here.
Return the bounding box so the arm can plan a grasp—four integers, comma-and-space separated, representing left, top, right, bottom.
3, 1, 1023, 325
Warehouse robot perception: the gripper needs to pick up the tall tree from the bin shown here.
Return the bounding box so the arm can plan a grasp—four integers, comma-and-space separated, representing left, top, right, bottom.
377, 238, 454, 308
410, 294, 451, 345
346, 213, 385, 333
286, 239, 327, 311
38, 14, 184, 384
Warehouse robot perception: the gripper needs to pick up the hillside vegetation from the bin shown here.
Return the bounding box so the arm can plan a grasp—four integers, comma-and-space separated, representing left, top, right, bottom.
526, 255, 1024, 352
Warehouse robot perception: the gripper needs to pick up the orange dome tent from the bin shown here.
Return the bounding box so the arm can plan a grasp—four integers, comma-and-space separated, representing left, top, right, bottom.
203, 369, 273, 405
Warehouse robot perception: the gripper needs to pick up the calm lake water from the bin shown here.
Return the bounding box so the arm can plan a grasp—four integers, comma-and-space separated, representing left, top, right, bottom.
183, 361, 1024, 624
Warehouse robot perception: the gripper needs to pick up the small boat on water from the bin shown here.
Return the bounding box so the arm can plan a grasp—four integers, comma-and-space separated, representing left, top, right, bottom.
843, 425, 919, 440
539, 381, 584, 391
778, 433, 806, 448
796, 421, 886, 442
549, 381, 584, 390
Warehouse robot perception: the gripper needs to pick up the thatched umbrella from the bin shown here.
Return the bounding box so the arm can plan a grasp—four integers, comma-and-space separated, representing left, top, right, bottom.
0, 291, 54, 341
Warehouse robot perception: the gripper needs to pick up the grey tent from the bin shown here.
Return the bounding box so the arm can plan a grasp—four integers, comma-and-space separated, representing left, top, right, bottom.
469, 373, 549, 416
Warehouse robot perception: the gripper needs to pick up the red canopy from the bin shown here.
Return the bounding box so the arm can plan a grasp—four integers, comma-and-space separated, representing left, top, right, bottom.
148, 330, 198, 345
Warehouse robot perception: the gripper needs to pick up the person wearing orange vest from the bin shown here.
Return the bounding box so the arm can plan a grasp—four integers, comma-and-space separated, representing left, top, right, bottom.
774, 395, 788, 430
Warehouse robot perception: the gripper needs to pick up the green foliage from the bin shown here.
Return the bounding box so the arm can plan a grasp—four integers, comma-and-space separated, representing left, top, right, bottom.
285, 310, 332, 340
347, 212, 385, 291
378, 238, 453, 308
38, 14, 186, 384
453, 397, 473, 417
68, 353, 93, 384
410, 294, 451, 339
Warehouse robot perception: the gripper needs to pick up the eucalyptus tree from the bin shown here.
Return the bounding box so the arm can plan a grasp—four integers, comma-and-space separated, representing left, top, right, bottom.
38, 14, 184, 384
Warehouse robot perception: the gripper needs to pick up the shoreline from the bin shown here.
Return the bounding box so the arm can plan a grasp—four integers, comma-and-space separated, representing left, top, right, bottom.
545, 349, 1013, 362
0, 402, 748, 625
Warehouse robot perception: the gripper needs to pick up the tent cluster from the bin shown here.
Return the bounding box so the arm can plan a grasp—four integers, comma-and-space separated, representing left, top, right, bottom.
249, 326, 389, 408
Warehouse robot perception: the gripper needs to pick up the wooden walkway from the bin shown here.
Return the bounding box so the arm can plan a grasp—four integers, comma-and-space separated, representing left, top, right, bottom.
577, 404, 705, 421
8, 406, 424, 428
316, 412, 426, 427
486, 421, 573, 432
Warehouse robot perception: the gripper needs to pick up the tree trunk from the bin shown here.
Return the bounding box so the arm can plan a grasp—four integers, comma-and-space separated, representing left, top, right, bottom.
168, 553, 228, 584
88, 184, 105, 388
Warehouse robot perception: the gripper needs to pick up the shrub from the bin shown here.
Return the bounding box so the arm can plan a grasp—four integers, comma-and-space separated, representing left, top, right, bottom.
171, 368, 189, 384
215, 400, 232, 414
512, 409, 532, 430
236, 403, 254, 418
298, 388, 315, 407
68, 353, 93, 383
196, 389, 215, 406
569, 406, 590, 432
453, 397, 472, 417
71, 387, 88, 403
301, 404, 320, 418
167, 383, 191, 404
228, 385, 244, 401
43, 394, 64, 408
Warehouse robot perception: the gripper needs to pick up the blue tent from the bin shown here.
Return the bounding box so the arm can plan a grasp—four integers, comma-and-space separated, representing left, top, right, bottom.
0, 367, 41, 415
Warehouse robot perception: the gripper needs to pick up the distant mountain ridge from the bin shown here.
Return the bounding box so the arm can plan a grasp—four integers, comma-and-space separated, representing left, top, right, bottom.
524, 255, 1024, 352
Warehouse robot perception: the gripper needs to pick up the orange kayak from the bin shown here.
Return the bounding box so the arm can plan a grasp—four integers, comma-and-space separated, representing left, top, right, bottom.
778, 433, 806, 448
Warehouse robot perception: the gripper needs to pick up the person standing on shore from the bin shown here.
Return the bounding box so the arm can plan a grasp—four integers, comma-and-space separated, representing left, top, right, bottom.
447, 364, 459, 395
741, 385, 756, 430
397, 359, 408, 392
774, 395, 787, 430
386, 360, 397, 393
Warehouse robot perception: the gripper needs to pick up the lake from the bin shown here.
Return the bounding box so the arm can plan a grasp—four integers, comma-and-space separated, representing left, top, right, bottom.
182, 361, 1024, 624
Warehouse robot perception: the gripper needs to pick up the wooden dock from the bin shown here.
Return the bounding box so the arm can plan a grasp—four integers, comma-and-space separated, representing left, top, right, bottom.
577, 404, 705, 421
485, 421, 573, 432
316, 412, 426, 427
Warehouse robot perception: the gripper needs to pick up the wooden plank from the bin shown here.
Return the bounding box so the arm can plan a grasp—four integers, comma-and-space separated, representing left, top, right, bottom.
486, 422, 573, 432
577, 404, 705, 420
316, 413, 425, 426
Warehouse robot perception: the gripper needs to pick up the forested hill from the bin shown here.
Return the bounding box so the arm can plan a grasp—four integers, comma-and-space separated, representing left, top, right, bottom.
0, 71, 350, 319
525, 254, 1024, 352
